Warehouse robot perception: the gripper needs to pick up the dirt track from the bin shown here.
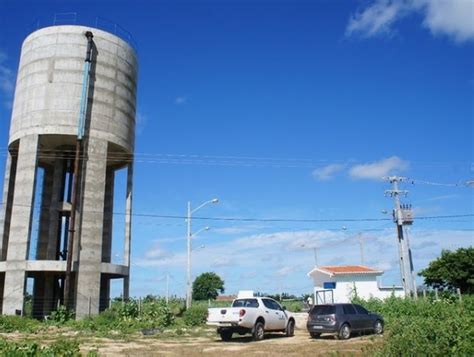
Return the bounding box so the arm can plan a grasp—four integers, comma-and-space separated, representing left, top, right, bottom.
83, 329, 381, 356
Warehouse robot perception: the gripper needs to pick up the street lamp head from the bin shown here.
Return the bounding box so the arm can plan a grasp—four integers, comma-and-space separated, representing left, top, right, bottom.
211, 198, 219, 204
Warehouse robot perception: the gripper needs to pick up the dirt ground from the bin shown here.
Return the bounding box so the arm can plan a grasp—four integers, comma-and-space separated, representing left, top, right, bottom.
80, 328, 382, 356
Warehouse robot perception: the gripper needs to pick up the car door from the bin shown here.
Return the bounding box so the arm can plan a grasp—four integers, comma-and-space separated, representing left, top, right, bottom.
261, 299, 279, 330
353, 304, 372, 331
269, 299, 287, 330
342, 304, 361, 331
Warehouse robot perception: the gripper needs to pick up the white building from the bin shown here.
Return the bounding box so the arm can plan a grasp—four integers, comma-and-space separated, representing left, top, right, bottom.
307, 265, 404, 304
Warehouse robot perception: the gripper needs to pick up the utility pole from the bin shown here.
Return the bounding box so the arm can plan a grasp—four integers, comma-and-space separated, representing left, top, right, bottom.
358, 233, 365, 266
404, 227, 418, 299
166, 273, 170, 305
186, 201, 192, 309
313, 248, 318, 267
384, 176, 417, 299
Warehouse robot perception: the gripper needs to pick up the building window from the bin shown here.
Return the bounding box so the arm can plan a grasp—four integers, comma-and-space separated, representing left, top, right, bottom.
323, 282, 336, 289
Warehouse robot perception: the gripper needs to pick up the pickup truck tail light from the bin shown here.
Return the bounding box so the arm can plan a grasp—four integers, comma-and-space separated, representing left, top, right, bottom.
239, 309, 246, 317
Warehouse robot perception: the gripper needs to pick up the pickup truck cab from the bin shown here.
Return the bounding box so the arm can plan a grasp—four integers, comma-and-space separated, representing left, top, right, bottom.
207, 293, 295, 341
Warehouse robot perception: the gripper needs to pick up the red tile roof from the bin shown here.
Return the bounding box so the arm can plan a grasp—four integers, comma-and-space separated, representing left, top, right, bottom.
318, 265, 383, 275
216, 295, 237, 301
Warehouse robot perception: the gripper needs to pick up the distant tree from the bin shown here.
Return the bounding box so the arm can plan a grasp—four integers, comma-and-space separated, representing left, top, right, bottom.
418, 247, 474, 294
254, 292, 297, 301
192, 272, 225, 300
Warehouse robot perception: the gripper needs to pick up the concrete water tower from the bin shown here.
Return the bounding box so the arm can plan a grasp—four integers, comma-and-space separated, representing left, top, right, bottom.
0, 25, 138, 318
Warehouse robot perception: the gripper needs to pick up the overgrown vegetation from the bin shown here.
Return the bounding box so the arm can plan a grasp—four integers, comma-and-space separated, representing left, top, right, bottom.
3, 293, 473, 355
354, 294, 474, 356
182, 304, 208, 326
0, 337, 80, 356
68, 298, 175, 334
0, 315, 42, 333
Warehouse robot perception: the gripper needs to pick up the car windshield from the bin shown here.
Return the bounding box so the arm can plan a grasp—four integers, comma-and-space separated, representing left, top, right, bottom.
232, 299, 259, 308
310, 305, 336, 315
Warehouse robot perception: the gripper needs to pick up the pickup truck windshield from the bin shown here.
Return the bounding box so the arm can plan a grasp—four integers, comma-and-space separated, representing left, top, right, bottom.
232, 299, 259, 308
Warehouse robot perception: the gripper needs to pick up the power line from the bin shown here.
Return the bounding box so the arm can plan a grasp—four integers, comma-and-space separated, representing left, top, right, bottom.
1, 201, 472, 223
0, 149, 472, 170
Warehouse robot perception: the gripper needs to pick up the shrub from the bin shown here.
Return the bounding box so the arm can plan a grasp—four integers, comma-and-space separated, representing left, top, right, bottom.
0, 338, 40, 356
0, 337, 80, 356
48, 305, 75, 324
167, 298, 186, 317
117, 300, 139, 320
140, 300, 174, 328
355, 295, 474, 356
183, 305, 208, 326
71, 299, 175, 333
47, 339, 80, 356
0, 315, 42, 333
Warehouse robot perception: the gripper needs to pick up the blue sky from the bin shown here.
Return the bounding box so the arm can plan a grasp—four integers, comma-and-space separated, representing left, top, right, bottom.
0, 0, 473, 298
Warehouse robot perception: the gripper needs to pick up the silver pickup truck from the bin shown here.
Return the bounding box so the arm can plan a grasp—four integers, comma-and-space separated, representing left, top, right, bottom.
207, 295, 295, 341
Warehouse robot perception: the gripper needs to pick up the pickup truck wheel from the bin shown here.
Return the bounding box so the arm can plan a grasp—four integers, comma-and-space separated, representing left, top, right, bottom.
337, 323, 351, 340
253, 322, 265, 341
310, 332, 321, 339
285, 319, 295, 337
219, 330, 233, 341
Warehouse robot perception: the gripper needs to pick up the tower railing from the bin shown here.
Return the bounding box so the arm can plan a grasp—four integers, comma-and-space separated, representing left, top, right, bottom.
27, 13, 139, 54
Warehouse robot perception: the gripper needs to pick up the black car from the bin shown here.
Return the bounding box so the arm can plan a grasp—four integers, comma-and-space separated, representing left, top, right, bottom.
306, 303, 384, 340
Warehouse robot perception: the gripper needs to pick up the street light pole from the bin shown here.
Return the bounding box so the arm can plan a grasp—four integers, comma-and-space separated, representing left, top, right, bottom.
186, 201, 192, 309
358, 232, 365, 266
186, 198, 218, 309
312, 248, 318, 266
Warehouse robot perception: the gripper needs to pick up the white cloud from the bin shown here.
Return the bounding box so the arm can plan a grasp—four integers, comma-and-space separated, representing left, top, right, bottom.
346, 0, 474, 43
214, 225, 264, 235
417, 194, 459, 203
346, 0, 406, 38
211, 257, 236, 268
135, 111, 148, 135
312, 163, 345, 181
143, 244, 174, 260
175, 96, 187, 105
420, 0, 474, 42
0, 50, 15, 108
349, 156, 409, 180
134, 227, 473, 296
275, 266, 297, 277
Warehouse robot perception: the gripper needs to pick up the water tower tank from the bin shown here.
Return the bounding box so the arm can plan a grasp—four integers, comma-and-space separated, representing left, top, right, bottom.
0, 25, 138, 318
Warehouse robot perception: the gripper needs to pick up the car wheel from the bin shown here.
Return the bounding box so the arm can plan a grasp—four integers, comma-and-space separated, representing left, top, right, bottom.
338, 323, 351, 340
310, 332, 321, 339
374, 320, 384, 335
285, 319, 295, 337
219, 329, 233, 341
253, 321, 265, 341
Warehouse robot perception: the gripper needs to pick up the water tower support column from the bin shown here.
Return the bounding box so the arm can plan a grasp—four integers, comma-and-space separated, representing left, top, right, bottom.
3, 134, 39, 315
